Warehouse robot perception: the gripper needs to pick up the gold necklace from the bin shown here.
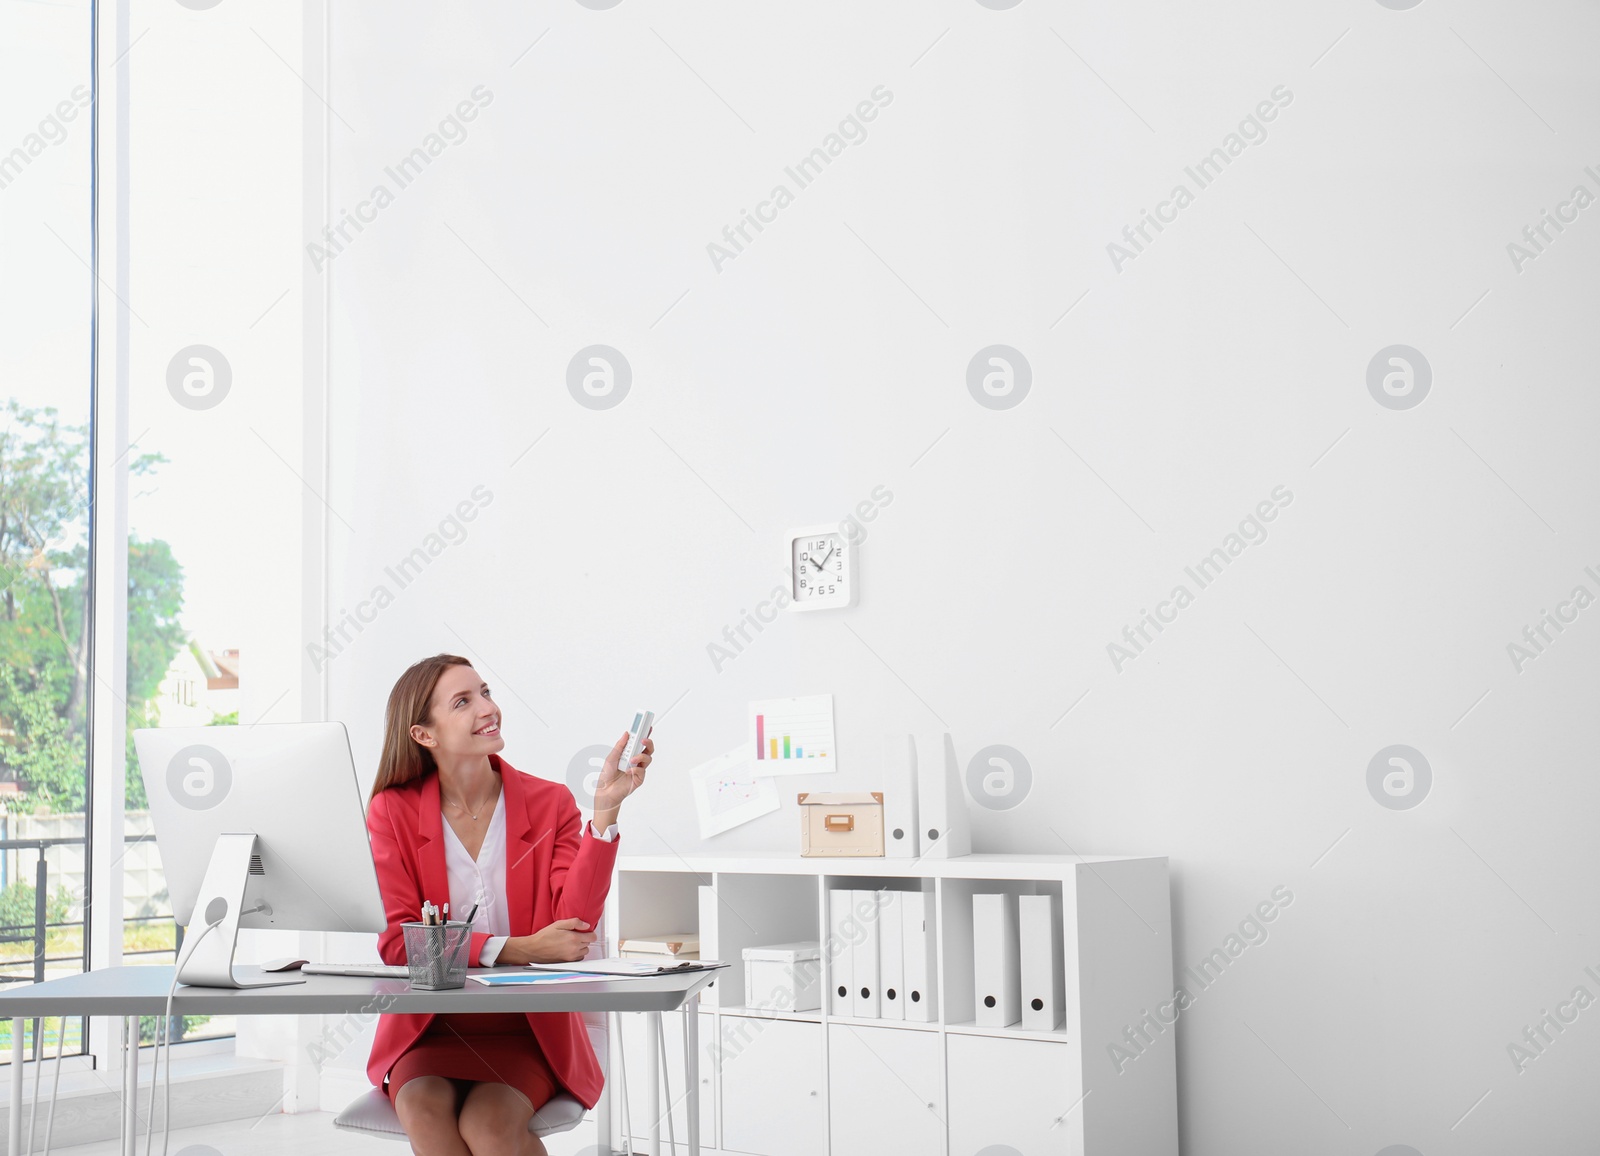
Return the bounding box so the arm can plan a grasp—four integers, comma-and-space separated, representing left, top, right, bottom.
443, 785, 498, 821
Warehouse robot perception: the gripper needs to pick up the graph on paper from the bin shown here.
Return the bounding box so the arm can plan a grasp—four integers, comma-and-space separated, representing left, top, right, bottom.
708, 767, 767, 817
748, 695, 837, 774
690, 747, 780, 837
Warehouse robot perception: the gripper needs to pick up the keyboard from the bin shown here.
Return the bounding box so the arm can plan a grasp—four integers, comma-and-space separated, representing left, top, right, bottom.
300, 963, 412, 978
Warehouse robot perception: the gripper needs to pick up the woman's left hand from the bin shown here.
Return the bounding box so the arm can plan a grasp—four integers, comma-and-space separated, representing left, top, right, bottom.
592, 729, 652, 816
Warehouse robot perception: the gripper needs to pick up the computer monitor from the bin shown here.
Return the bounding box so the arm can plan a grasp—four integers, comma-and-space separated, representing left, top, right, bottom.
133, 721, 387, 989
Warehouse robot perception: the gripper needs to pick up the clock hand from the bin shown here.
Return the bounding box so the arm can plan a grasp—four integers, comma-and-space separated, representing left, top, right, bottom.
811, 545, 835, 570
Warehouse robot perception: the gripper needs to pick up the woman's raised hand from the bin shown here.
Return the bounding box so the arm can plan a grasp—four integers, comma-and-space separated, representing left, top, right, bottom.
591, 729, 652, 815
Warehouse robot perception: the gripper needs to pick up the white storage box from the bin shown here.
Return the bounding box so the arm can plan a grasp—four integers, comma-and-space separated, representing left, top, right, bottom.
742, 941, 823, 1012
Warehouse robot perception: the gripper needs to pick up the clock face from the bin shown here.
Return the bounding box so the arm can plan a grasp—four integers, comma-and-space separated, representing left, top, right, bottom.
792, 532, 849, 607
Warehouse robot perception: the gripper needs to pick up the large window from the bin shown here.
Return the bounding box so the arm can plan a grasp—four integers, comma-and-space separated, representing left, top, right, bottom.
0, 0, 96, 1064
2, 0, 308, 1064
115, 0, 308, 1048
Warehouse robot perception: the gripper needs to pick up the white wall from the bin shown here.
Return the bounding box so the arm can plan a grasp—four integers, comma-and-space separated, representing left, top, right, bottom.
319, 2, 1600, 1152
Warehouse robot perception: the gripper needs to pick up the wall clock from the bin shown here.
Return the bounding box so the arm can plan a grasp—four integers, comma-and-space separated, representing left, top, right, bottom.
787, 524, 857, 611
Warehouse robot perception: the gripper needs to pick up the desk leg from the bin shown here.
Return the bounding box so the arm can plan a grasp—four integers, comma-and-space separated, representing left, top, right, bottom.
646, 1012, 660, 1156
10, 1017, 23, 1156
595, 1014, 611, 1155
116, 1018, 124, 1156
684, 999, 699, 1156
123, 1016, 139, 1156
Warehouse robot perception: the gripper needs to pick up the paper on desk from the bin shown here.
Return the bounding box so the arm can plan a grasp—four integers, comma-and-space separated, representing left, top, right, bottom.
690, 747, 779, 838
467, 971, 617, 986
526, 958, 729, 976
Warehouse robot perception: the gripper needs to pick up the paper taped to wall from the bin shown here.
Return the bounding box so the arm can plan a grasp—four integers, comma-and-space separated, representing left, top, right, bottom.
690, 747, 780, 838
748, 694, 837, 775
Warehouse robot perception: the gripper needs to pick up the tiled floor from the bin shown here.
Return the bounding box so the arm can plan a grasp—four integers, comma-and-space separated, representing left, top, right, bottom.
48, 1112, 608, 1155
50, 1111, 354, 1155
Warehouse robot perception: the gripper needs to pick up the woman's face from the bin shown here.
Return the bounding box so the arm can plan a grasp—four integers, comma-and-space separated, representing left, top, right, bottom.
410, 664, 504, 760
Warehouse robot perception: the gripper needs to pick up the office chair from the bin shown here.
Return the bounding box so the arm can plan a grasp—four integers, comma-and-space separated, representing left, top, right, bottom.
332, 1012, 604, 1142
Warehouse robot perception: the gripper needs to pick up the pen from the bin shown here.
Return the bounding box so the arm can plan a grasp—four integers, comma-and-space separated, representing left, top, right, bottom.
442, 901, 474, 975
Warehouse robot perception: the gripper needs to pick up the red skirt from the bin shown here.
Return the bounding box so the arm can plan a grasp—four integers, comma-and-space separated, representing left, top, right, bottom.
384, 1011, 559, 1113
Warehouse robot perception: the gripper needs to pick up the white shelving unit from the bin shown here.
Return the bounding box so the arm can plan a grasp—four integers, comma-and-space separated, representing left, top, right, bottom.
602, 852, 1176, 1156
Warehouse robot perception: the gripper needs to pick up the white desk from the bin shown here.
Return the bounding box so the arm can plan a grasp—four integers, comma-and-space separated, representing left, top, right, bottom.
0, 964, 714, 1155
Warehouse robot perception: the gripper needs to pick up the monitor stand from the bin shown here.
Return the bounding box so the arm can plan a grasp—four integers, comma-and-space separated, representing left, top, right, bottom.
177, 832, 306, 989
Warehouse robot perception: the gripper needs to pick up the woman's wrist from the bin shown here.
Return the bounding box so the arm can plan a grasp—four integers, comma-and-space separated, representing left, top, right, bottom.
592, 806, 620, 832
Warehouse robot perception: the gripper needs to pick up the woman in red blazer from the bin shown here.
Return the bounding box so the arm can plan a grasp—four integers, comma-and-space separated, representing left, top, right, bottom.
365, 653, 651, 1156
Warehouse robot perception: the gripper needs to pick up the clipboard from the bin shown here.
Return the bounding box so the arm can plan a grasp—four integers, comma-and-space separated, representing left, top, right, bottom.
523, 958, 728, 977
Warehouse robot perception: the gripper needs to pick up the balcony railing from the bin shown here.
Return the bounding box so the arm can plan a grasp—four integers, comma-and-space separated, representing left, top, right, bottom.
0, 832, 204, 1066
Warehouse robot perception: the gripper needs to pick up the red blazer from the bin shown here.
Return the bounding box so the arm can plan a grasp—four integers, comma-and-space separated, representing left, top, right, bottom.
364, 754, 619, 1107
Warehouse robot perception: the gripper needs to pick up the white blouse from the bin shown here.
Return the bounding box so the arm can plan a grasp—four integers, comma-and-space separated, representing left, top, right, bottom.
441, 786, 616, 968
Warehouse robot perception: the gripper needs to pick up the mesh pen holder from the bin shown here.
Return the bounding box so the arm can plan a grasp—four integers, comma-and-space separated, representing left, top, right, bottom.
402, 921, 473, 990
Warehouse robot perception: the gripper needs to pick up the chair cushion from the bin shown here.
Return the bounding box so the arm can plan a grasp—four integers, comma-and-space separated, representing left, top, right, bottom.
333, 1086, 586, 1139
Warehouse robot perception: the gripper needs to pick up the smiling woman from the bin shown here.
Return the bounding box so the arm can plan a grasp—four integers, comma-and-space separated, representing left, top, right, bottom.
364, 653, 653, 1155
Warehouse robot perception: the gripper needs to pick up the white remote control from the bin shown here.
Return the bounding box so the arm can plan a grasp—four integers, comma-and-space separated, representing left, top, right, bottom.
619, 710, 654, 775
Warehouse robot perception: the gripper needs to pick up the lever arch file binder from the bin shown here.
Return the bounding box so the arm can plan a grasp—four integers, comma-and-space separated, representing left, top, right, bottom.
851, 889, 882, 1018
902, 889, 937, 1023
828, 888, 855, 1017
973, 892, 1020, 1028
1018, 893, 1064, 1030
883, 734, 920, 858
917, 733, 971, 858
878, 889, 905, 1021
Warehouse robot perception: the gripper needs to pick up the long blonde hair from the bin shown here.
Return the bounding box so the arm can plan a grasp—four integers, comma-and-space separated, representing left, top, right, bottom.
370, 653, 473, 800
